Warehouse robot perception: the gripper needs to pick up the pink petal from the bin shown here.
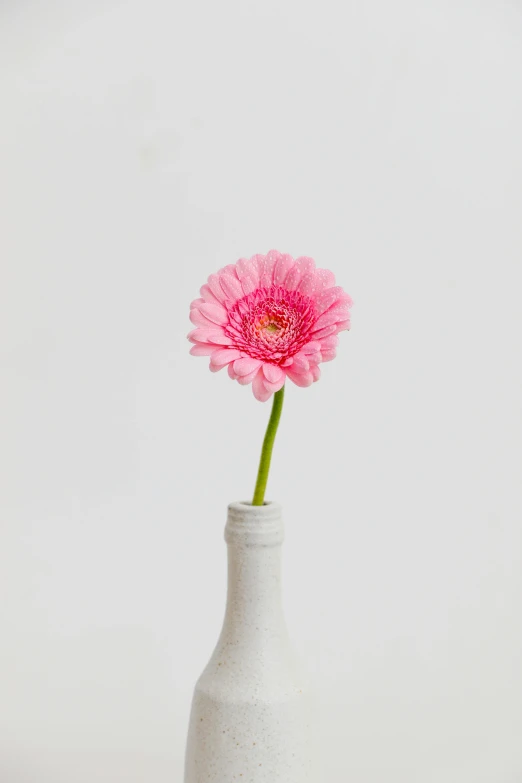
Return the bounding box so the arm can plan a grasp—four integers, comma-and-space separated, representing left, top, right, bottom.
284, 264, 302, 291
328, 301, 352, 315
286, 369, 314, 388
198, 302, 228, 325
259, 264, 273, 288
314, 286, 350, 315
264, 250, 282, 285
319, 334, 340, 350
190, 297, 205, 309
250, 254, 266, 283
233, 357, 263, 376
311, 364, 321, 381
292, 353, 310, 371
205, 332, 233, 345
252, 369, 273, 402
218, 264, 240, 279
302, 340, 322, 355
207, 274, 227, 304
219, 273, 244, 302
236, 258, 259, 287
307, 351, 322, 365
321, 349, 337, 362
336, 318, 351, 331
315, 268, 336, 289
189, 344, 216, 356
313, 307, 349, 332
234, 257, 248, 274
209, 348, 242, 369
312, 324, 338, 340
187, 328, 206, 344
253, 254, 266, 284
228, 363, 238, 379
238, 366, 264, 385
263, 375, 286, 393
188, 328, 231, 345
200, 284, 222, 305
240, 273, 258, 296
262, 363, 285, 384
295, 256, 316, 277
189, 308, 216, 328
298, 272, 320, 296
274, 254, 295, 286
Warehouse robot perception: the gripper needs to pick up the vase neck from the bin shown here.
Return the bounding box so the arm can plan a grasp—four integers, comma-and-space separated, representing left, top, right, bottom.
224, 501, 284, 548
223, 502, 286, 635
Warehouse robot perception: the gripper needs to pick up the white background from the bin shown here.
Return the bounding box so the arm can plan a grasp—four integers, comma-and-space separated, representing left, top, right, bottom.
1, 0, 522, 781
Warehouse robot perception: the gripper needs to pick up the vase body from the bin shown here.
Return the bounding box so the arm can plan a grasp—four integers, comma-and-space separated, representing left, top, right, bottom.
184, 501, 314, 783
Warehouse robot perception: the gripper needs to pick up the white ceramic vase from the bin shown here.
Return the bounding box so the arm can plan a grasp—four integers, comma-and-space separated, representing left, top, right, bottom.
184, 501, 314, 783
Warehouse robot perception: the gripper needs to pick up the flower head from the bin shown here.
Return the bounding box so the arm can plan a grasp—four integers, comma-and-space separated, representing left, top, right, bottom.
188, 251, 352, 401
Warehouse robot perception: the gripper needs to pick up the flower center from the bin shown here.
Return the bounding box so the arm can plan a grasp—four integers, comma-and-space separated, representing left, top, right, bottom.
258, 315, 282, 334
224, 285, 316, 363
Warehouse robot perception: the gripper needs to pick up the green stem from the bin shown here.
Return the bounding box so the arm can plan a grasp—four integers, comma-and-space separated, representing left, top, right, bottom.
251, 386, 285, 506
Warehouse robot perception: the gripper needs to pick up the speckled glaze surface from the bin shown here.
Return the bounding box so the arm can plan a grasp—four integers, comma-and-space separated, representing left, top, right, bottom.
184, 502, 314, 782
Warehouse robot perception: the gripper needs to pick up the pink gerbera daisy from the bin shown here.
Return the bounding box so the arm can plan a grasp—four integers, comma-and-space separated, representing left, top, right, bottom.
188, 250, 352, 402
